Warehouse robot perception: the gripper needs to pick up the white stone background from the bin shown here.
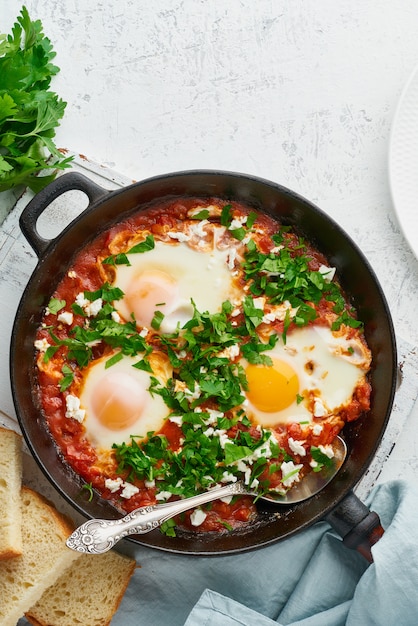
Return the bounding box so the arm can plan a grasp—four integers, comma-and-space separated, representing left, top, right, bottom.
2, 2, 418, 504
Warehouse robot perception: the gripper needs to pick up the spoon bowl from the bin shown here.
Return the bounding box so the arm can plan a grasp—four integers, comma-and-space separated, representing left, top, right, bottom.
66, 436, 347, 554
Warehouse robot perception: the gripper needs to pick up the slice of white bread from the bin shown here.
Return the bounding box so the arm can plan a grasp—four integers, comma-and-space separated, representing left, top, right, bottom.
0, 426, 23, 559
26, 550, 136, 626
0, 486, 80, 626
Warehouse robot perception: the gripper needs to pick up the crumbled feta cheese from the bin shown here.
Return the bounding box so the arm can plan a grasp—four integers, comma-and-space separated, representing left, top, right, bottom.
281, 460, 303, 487
310, 459, 319, 469
104, 477, 124, 493
312, 423, 323, 436
252, 297, 266, 310
167, 231, 191, 242
75, 292, 88, 308
169, 415, 183, 426
318, 264, 336, 282
144, 479, 156, 488
57, 310, 73, 325
318, 444, 335, 459
203, 427, 215, 437
250, 478, 260, 490
189, 220, 209, 239
111, 311, 121, 323
190, 508, 207, 527
155, 490, 173, 501
120, 482, 140, 499
221, 471, 238, 483
34, 338, 50, 352
220, 496, 233, 504
215, 430, 230, 449
229, 216, 247, 230
65, 395, 85, 423
231, 307, 241, 318
67, 270, 77, 278
288, 438, 306, 457
217, 344, 240, 360
85, 298, 103, 317
313, 399, 327, 418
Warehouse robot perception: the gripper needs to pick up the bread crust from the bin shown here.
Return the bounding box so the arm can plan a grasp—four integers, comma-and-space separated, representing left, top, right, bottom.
0, 427, 23, 559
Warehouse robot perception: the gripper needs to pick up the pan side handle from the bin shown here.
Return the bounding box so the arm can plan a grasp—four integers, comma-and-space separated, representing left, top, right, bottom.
19, 172, 109, 257
325, 490, 384, 563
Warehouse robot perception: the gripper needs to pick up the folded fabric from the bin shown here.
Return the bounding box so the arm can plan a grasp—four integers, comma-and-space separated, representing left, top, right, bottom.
107, 480, 418, 626
184, 480, 418, 626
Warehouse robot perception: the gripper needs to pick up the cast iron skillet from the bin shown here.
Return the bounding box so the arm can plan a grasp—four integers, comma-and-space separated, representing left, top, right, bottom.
10, 170, 397, 560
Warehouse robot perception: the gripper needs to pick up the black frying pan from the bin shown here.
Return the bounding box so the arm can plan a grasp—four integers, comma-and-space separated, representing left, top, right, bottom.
10, 170, 397, 560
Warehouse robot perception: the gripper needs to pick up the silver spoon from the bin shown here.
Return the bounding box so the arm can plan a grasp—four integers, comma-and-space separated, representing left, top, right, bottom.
66, 436, 347, 554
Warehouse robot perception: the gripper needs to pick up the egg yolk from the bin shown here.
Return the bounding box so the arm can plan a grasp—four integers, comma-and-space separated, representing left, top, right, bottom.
90, 371, 147, 430
246, 358, 299, 412
125, 269, 179, 328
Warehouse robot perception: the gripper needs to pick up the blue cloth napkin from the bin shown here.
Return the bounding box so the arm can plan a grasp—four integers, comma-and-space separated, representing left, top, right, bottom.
112, 480, 418, 626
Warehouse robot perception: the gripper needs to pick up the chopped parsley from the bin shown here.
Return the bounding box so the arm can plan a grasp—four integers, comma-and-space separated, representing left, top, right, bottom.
38, 205, 365, 522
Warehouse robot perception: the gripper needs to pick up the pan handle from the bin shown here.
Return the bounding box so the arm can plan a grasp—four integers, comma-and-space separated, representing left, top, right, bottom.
325, 490, 384, 563
19, 172, 109, 257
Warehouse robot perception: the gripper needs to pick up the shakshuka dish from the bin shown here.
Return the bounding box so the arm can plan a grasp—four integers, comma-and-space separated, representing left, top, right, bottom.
34, 198, 371, 535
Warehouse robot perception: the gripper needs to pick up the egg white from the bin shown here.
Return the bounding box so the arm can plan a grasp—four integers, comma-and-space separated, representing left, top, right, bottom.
79, 354, 170, 450
243, 325, 369, 428
113, 240, 235, 332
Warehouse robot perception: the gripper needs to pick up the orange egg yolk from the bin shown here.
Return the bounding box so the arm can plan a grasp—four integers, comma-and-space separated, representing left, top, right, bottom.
245, 358, 299, 412
125, 269, 179, 328
90, 371, 147, 430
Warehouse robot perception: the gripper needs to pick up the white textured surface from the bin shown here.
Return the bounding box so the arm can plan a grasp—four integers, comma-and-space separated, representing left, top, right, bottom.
2, 0, 418, 558
389, 62, 418, 259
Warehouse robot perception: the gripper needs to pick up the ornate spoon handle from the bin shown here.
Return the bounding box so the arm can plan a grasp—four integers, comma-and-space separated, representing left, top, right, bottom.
66, 482, 247, 554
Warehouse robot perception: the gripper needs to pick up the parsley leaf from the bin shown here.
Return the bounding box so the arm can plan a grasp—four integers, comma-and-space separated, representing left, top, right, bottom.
0, 7, 72, 192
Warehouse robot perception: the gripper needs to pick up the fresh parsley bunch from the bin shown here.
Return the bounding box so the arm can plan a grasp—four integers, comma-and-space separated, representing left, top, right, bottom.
0, 6, 72, 192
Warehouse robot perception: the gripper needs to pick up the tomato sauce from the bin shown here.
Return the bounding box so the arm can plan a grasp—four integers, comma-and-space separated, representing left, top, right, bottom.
35, 196, 372, 534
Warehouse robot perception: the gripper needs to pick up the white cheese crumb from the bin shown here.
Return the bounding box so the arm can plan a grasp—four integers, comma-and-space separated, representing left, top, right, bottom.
169, 415, 183, 426
250, 478, 260, 490
155, 490, 173, 502
34, 338, 50, 352
313, 398, 327, 418
67, 270, 77, 278
281, 460, 303, 487
288, 438, 306, 457
189, 219, 209, 238
215, 430, 230, 449
167, 231, 191, 242
111, 311, 121, 323
120, 482, 140, 499
312, 423, 323, 436
104, 477, 124, 493
229, 216, 247, 230
75, 292, 89, 308
65, 395, 85, 423
57, 310, 73, 326
252, 297, 266, 311
144, 479, 156, 488
139, 328, 149, 338
318, 444, 335, 459
221, 471, 238, 483
217, 344, 240, 360
318, 264, 336, 282
190, 508, 207, 527
85, 298, 103, 317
